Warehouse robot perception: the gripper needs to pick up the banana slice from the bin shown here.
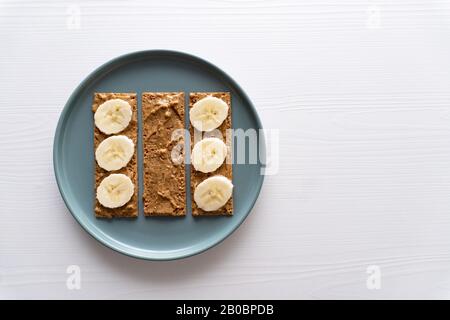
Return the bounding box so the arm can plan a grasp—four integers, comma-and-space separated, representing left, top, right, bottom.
95, 135, 134, 171
94, 99, 132, 134
191, 137, 227, 173
190, 96, 229, 132
96, 173, 134, 209
194, 175, 233, 212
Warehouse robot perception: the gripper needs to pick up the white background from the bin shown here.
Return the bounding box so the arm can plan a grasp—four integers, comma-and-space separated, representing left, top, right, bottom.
1, 0, 450, 299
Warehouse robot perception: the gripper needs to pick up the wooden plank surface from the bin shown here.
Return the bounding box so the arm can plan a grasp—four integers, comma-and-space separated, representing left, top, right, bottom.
2, 0, 450, 299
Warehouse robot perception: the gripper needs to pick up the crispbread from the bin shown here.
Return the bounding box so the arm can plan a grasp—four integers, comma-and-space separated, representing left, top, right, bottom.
93, 93, 138, 218
142, 92, 186, 216
190, 92, 233, 216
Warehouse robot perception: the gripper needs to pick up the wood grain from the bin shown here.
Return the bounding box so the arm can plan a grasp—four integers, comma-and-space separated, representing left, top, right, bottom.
2, 0, 450, 299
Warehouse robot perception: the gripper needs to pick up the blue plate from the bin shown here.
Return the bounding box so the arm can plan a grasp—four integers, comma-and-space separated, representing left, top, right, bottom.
53, 50, 265, 260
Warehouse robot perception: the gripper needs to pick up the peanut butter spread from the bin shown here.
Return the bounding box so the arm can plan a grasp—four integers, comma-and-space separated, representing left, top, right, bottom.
93, 93, 138, 218
142, 92, 186, 216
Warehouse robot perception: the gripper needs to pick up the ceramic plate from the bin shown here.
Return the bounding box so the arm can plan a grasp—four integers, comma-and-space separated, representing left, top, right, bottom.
53, 50, 264, 260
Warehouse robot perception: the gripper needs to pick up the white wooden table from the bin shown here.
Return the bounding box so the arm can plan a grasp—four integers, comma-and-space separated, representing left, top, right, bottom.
2, 0, 450, 299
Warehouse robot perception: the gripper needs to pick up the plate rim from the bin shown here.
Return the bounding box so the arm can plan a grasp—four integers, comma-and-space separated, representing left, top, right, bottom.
53, 49, 265, 261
